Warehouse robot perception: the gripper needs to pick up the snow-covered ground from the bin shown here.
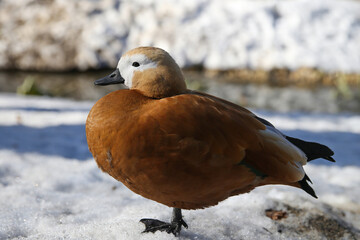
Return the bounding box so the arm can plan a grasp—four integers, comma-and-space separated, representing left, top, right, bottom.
1, 0, 360, 72
0, 93, 359, 239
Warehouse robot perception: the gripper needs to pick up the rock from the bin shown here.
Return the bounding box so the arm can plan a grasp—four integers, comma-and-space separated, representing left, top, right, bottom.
264, 199, 360, 240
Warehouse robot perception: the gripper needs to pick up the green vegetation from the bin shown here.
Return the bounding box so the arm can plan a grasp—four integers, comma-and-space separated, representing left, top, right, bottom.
16, 76, 42, 96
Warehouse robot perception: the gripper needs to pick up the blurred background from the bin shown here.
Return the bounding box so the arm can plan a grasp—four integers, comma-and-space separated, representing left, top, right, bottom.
0, 0, 359, 113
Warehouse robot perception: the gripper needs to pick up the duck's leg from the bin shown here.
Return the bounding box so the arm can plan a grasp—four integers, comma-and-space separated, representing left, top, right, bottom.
140, 208, 188, 236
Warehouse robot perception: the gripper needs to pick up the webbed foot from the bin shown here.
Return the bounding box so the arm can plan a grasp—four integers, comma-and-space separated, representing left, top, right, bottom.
140, 208, 188, 236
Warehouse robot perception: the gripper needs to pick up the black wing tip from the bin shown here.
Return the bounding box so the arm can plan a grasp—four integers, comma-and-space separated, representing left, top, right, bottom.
285, 136, 335, 163
323, 156, 336, 162
299, 175, 318, 199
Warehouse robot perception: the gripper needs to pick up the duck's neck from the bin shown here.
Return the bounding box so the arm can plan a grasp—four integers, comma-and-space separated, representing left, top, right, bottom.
132, 68, 187, 99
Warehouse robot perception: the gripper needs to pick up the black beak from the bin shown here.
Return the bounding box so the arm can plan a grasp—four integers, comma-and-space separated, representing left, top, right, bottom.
94, 69, 125, 86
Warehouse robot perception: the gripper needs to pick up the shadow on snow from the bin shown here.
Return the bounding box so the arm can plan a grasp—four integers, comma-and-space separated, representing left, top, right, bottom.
0, 124, 92, 160
0, 106, 90, 112
0, 125, 358, 166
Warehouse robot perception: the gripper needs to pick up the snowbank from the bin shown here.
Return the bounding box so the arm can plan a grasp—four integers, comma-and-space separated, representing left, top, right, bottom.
0, 94, 359, 239
0, 0, 359, 72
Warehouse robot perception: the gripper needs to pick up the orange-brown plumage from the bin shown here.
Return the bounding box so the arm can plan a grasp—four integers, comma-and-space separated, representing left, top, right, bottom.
86, 47, 334, 235
87, 89, 261, 209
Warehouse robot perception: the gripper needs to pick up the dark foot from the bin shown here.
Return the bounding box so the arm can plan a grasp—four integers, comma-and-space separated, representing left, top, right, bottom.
140, 208, 188, 236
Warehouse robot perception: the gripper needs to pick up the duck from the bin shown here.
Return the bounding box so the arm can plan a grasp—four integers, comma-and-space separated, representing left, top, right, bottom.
85, 46, 335, 236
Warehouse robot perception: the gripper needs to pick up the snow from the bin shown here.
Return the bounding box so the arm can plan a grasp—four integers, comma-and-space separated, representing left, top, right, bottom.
1, 0, 360, 72
0, 93, 359, 239
82, 0, 360, 73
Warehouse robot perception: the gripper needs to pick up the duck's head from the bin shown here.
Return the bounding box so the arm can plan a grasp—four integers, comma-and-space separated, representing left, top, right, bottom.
95, 47, 187, 98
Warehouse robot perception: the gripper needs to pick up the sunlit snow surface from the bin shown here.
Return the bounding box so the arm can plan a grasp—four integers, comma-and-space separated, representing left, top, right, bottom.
0, 94, 359, 239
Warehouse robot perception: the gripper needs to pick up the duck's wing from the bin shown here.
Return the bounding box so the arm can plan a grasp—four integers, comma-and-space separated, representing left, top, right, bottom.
253, 113, 334, 163
143, 92, 307, 183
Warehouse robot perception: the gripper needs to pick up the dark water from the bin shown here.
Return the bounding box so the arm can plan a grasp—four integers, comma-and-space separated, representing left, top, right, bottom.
0, 70, 118, 101
1, 70, 359, 113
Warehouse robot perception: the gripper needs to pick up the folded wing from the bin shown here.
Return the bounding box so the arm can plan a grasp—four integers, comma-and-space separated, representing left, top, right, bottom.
145, 92, 307, 183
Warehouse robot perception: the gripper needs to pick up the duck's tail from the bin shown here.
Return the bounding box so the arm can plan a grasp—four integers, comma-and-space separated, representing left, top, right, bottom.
285, 136, 335, 198
286, 173, 318, 198
298, 174, 317, 198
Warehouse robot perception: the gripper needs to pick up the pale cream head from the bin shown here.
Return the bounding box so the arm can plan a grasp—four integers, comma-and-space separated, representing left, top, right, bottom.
117, 47, 187, 98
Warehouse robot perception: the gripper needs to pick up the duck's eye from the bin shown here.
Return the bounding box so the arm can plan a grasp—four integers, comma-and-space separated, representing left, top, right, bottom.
132, 62, 140, 67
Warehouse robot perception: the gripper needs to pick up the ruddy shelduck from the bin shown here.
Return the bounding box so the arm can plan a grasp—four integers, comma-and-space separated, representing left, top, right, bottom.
86, 47, 335, 236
